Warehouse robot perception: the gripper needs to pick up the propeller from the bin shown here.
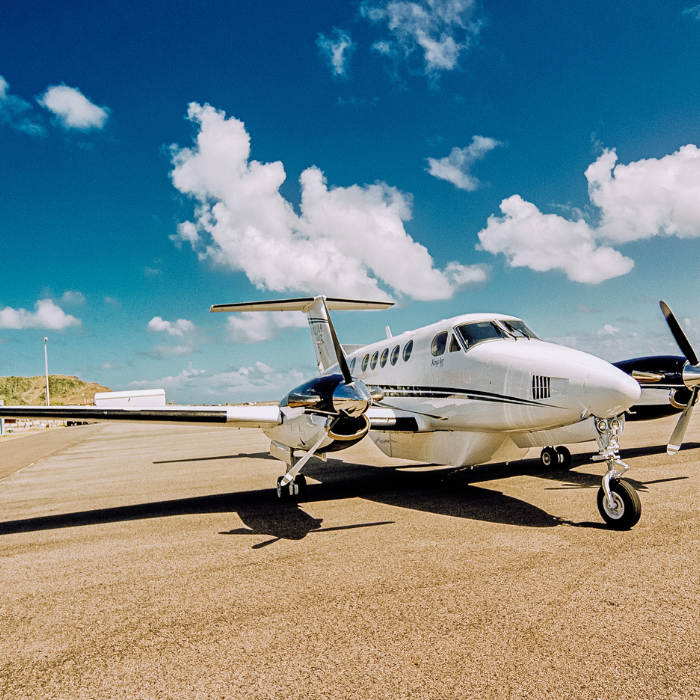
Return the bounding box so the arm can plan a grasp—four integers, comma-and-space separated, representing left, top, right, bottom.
659, 301, 700, 454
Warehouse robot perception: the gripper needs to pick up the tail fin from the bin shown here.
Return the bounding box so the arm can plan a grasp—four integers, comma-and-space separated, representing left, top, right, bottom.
211, 296, 393, 373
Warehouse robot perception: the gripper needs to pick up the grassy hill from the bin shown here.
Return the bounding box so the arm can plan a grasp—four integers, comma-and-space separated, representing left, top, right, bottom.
0, 375, 112, 406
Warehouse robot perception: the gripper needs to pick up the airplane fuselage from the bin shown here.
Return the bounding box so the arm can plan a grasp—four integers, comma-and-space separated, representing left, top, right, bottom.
266, 311, 641, 468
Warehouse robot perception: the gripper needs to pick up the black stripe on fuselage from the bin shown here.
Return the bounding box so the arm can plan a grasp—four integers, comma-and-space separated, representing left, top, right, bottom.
374, 384, 561, 408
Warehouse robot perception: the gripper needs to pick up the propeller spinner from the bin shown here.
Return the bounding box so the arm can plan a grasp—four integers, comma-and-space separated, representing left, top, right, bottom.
659, 301, 700, 454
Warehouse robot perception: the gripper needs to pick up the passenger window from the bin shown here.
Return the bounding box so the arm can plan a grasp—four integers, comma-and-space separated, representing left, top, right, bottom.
370, 351, 379, 370
380, 348, 389, 368
402, 340, 413, 362
361, 354, 369, 372
449, 334, 461, 352
431, 332, 448, 356
390, 345, 400, 365
348, 357, 356, 373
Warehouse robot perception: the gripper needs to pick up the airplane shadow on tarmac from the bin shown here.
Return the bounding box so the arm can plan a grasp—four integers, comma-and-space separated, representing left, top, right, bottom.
1, 442, 696, 546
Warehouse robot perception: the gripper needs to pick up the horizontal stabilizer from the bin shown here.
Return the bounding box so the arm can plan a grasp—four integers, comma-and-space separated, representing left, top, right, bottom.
210, 297, 393, 313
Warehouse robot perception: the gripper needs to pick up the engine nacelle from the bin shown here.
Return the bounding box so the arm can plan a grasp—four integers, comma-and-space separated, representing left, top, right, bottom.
262, 407, 370, 456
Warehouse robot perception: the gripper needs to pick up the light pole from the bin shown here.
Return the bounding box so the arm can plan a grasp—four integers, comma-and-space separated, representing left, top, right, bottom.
44, 337, 50, 407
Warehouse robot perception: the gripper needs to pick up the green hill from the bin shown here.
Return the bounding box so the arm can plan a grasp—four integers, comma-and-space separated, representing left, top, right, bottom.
0, 375, 112, 406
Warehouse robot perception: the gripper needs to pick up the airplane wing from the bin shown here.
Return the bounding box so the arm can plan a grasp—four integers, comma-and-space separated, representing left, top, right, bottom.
0, 404, 281, 428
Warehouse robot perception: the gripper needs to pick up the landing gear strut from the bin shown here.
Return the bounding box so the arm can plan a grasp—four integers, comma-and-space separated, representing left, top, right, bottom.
539, 445, 572, 469
592, 416, 641, 529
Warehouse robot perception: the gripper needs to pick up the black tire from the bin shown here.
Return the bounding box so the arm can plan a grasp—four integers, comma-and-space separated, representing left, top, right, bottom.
597, 479, 641, 530
556, 446, 572, 469
295, 474, 307, 499
276, 476, 291, 501
540, 447, 558, 468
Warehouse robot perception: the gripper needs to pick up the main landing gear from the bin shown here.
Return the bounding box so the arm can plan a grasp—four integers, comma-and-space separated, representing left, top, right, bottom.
592, 416, 641, 530
276, 474, 307, 501
539, 445, 572, 469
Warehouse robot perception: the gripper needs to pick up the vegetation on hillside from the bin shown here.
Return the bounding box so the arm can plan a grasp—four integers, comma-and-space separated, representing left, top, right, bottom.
0, 375, 112, 406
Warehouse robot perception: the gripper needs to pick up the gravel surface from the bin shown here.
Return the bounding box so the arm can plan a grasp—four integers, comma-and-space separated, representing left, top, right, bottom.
1, 417, 699, 699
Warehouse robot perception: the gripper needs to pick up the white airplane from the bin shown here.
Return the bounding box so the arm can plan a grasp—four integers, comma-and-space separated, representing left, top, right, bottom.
8, 295, 692, 531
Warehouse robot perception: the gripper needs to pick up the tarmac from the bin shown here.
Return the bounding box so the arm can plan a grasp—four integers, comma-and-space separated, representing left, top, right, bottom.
1, 416, 698, 699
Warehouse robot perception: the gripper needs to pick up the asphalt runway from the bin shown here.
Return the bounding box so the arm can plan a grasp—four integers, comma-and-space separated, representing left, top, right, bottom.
1, 417, 699, 699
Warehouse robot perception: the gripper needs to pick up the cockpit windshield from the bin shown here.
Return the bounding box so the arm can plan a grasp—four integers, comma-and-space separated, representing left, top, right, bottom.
455, 319, 540, 350
456, 321, 509, 349
500, 320, 539, 339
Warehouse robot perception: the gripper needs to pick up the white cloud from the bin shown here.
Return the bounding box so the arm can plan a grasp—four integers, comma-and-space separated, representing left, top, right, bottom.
587, 146, 700, 243
148, 316, 196, 337
598, 324, 620, 336
360, 0, 480, 78
426, 136, 501, 190
0, 75, 45, 136
0, 299, 81, 330
104, 296, 121, 307
226, 311, 308, 344
170, 103, 486, 301
38, 85, 109, 131
147, 344, 199, 359
146, 317, 203, 358
101, 361, 122, 371
683, 5, 700, 20
130, 362, 306, 400
479, 144, 700, 284
61, 290, 86, 305
478, 195, 635, 284
317, 28, 355, 77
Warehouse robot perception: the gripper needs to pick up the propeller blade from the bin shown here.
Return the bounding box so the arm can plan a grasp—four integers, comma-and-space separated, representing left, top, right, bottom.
660, 301, 699, 366
321, 297, 352, 385
279, 422, 333, 486
373, 400, 448, 421
668, 386, 698, 455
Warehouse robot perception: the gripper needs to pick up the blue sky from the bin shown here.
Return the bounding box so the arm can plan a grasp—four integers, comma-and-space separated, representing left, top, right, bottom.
2, 0, 700, 403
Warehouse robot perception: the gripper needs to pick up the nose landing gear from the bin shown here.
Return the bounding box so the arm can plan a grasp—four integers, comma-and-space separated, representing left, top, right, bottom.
592, 416, 641, 530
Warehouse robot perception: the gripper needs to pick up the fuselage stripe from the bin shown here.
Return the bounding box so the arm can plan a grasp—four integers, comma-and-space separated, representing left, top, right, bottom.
373, 384, 561, 409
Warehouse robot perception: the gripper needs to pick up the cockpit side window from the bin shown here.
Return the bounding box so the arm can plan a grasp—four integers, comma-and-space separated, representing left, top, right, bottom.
456, 321, 508, 350
449, 334, 461, 352
431, 331, 448, 356
501, 320, 539, 339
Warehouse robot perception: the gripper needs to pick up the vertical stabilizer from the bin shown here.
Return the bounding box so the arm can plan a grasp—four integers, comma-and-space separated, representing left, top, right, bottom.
306, 296, 336, 372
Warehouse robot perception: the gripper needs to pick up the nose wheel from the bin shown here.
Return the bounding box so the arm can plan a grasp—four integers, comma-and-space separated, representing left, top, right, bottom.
276, 474, 307, 501
596, 478, 641, 530
540, 446, 572, 469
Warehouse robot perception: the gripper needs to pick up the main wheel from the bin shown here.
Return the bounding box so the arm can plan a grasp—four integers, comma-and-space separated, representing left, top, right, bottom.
295, 474, 307, 499
276, 476, 292, 501
556, 446, 572, 469
540, 447, 558, 468
597, 479, 641, 530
